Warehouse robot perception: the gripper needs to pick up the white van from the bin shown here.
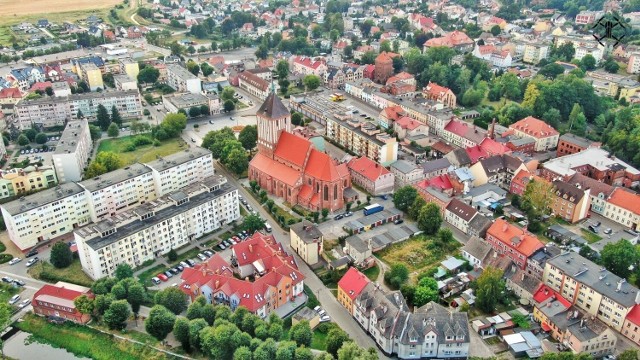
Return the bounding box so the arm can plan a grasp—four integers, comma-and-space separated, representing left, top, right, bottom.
264, 223, 272, 233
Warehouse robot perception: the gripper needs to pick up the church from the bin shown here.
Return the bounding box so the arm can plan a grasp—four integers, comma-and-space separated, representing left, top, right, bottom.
248, 91, 352, 212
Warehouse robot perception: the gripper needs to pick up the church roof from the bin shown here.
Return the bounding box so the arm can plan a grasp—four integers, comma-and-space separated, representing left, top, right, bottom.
304, 149, 345, 182
274, 132, 312, 168
249, 153, 302, 186
257, 91, 290, 119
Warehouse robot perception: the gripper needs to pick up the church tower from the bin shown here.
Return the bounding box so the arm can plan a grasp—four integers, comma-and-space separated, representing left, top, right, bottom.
256, 88, 292, 159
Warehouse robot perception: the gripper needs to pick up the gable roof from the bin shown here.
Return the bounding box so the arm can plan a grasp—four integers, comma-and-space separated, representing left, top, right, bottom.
249, 153, 302, 186
446, 198, 477, 222
338, 267, 371, 301
552, 180, 587, 204
347, 157, 390, 182
33, 282, 93, 309
607, 187, 640, 215
274, 132, 312, 168
395, 116, 424, 130
487, 219, 544, 257
462, 236, 493, 262
305, 149, 345, 182
509, 116, 559, 138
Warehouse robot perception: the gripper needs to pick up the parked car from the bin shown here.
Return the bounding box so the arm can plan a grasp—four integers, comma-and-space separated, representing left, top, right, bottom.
26, 249, 38, 258
164, 271, 173, 278
394, 219, 404, 225
26, 257, 39, 267
589, 225, 599, 234
223, 240, 231, 247
318, 309, 327, 316
218, 243, 226, 250
186, 259, 196, 267
180, 261, 190, 268
176, 265, 184, 271
593, 221, 602, 227
197, 253, 208, 261
169, 268, 179, 275
157, 273, 169, 282
12, 279, 25, 287
314, 306, 322, 313
319, 315, 331, 323
343, 212, 353, 217
151, 277, 161, 285
18, 299, 31, 309
204, 250, 214, 257
604, 228, 613, 235
8, 295, 20, 305
334, 214, 344, 220
1, 276, 13, 283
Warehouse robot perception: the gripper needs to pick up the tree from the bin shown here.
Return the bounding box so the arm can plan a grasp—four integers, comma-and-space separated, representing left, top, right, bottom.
200, 104, 210, 116
225, 148, 249, 175
89, 125, 102, 141
115, 263, 133, 280
74, 294, 95, 316
321, 208, 329, 220
337, 342, 378, 360
221, 86, 235, 101
159, 113, 187, 138
96, 104, 111, 130
202, 128, 236, 157
243, 214, 265, 233
601, 240, 639, 279
522, 179, 554, 218
111, 105, 122, 125
188, 318, 208, 352
186, 60, 200, 76
154, 287, 188, 315
50, 242, 73, 268
23, 128, 37, 142
417, 203, 442, 235
327, 328, 350, 358
201, 62, 214, 77
234, 346, 252, 360
45, 86, 54, 96
137, 67, 160, 84
408, 196, 426, 220
17, 134, 29, 146
393, 186, 418, 212
145, 305, 177, 341
414, 277, 439, 307
103, 300, 131, 330
189, 106, 201, 118
580, 54, 596, 71
224, 100, 236, 112
289, 320, 312, 347
35, 132, 48, 144
291, 112, 303, 126
461, 88, 484, 107
174, 317, 191, 351
384, 263, 409, 289
167, 248, 178, 262
255, 45, 269, 60
490, 25, 501, 36
238, 125, 257, 150
475, 266, 505, 313
302, 75, 320, 91
107, 123, 120, 137
538, 63, 565, 79
276, 60, 290, 80
604, 59, 620, 73
127, 283, 145, 315
618, 350, 639, 360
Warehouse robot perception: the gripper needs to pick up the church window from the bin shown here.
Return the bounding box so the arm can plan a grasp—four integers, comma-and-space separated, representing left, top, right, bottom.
334, 184, 338, 200
316, 183, 320, 193
288, 188, 291, 196
324, 185, 329, 201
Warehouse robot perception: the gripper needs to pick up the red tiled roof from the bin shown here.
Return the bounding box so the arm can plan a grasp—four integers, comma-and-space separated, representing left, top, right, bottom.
479, 137, 511, 156
477, 45, 496, 55
304, 149, 344, 182
338, 267, 370, 300
487, 219, 544, 257
274, 132, 312, 168
249, 153, 302, 186
0, 88, 22, 99
626, 304, 640, 326
416, 174, 453, 191
395, 116, 423, 130
292, 56, 326, 70
347, 157, 390, 182
424, 82, 452, 98
509, 116, 559, 138
30, 81, 53, 91
33, 283, 93, 306
381, 105, 405, 121
607, 187, 640, 215
431, 141, 454, 154
238, 71, 269, 91
424, 30, 473, 47
532, 284, 572, 308
465, 145, 489, 163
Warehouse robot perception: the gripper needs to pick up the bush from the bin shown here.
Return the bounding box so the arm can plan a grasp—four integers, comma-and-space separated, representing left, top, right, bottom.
124, 143, 137, 152
0, 254, 12, 264
143, 109, 150, 116
153, 139, 161, 146
133, 135, 153, 146
0, 242, 6, 252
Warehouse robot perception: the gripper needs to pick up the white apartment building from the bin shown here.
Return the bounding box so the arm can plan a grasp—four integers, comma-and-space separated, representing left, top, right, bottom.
555, 36, 605, 63
52, 119, 93, 183
444, 198, 478, 234
522, 42, 549, 64
627, 54, 640, 74
113, 74, 137, 91
1, 183, 92, 251
145, 147, 215, 196
75, 176, 239, 279
14, 90, 142, 130
602, 188, 640, 230
1, 147, 215, 251
166, 64, 201, 94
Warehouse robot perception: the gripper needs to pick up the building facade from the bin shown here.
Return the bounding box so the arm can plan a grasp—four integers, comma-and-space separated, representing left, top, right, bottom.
485, 219, 544, 269
32, 282, 94, 324
0, 166, 57, 199
346, 157, 394, 195
166, 64, 202, 94
290, 222, 324, 265
52, 119, 93, 183
337, 267, 370, 315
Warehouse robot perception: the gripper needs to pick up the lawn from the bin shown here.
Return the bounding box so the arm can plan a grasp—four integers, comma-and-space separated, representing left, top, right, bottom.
28, 258, 94, 287
581, 229, 603, 244
362, 265, 380, 282
311, 328, 328, 351
16, 313, 170, 360
137, 264, 168, 287
169, 247, 204, 265
97, 135, 186, 166
0, 283, 21, 303
377, 235, 450, 276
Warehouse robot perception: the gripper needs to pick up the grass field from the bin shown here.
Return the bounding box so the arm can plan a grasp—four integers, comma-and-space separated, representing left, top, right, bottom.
97, 135, 186, 166
581, 229, 603, 244
377, 235, 450, 277
28, 258, 94, 287
0, 0, 123, 19
362, 265, 380, 282
137, 264, 167, 287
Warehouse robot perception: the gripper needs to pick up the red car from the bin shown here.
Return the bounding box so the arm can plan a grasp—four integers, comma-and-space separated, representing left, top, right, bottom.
157, 273, 169, 282
232, 236, 241, 243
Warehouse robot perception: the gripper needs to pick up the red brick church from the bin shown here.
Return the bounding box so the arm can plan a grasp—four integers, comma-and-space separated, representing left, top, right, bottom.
248, 92, 352, 212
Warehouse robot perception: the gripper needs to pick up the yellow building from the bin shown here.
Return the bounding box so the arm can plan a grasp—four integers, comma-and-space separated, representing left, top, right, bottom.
0, 166, 57, 200
289, 222, 323, 265
337, 267, 370, 315
119, 58, 140, 80
79, 63, 104, 91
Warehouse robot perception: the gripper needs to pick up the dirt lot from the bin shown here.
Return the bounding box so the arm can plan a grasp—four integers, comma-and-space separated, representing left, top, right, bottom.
0, 0, 122, 17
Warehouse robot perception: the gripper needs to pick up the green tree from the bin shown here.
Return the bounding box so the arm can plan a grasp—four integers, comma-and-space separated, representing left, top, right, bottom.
186, 60, 200, 76
174, 317, 191, 352
291, 112, 303, 126
17, 134, 29, 146
238, 125, 258, 150
127, 283, 145, 315
221, 86, 235, 101
408, 196, 426, 220
321, 208, 329, 220
137, 67, 160, 84
103, 300, 131, 330
295, 347, 314, 360
393, 186, 418, 212
111, 105, 122, 125
275, 340, 297, 360
96, 104, 111, 130
538, 63, 565, 79
542, 108, 562, 129
289, 320, 312, 347
490, 25, 501, 36
89, 124, 102, 140
276, 59, 290, 80
50, 242, 73, 268
35, 132, 48, 144
618, 350, 639, 360
159, 113, 187, 138
74, 294, 95, 316
154, 287, 188, 315
189, 106, 201, 118
225, 148, 248, 175
603, 59, 620, 73
414, 277, 439, 307
568, 103, 586, 136
580, 54, 596, 71
337, 342, 378, 360
107, 122, 120, 137
302, 75, 320, 91
167, 248, 178, 262
94, 293, 115, 316
417, 203, 442, 235
255, 45, 269, 60
115, 263, 133, 280
384, 263, 409, 289
145, 305, 177, 341
201, 62, 214, 76
326, 328, 350, 358
189, 318, 208, 352
475, 266, 505, 313
522, 178, 554, 218
243, 214, 265, 233
23, 128, 37, 142
601, 239, 639, 279
234, 346, 253, 360
224, 100, 236, 112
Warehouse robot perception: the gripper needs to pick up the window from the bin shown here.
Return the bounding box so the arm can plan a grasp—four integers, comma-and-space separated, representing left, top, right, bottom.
324, 185, 329, 201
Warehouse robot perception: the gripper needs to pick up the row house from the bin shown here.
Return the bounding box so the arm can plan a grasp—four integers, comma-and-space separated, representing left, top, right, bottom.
442, 120, 487, 149
470, 154, 530, 188
550, 180, 591, 223
291, 56, 327, 77
324, 64, 364, 89
445, 198, 482, 234
485, 219, 544, 269
238, 70, 274, 100
346, 157, 394, 195
390, 160, 424, 187
566, 173, 614, 215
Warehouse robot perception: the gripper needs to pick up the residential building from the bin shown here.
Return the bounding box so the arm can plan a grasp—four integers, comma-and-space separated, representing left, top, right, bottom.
14, 90, 142, 129
566, 173, 614, 215
390, 160, 424, 187
557, 133, 601, 157
145, 147, 215, 197
508, 116, 559, 151
113, 74, 137, 91
550, 180, 591, 223
6, 66, 45, 91
249, 92, 351, 212
504, 266, 540, 304
238, 70, 274, 100
564, 317, 617, 357
422, 158, 451, 179
445, 198, 478, 234
627, 54, 640, 74
79, 63, 103, 91
485, 219, 544, 269
337, 267, 370, 315
522, 42, 550, 64
119, 58, 139, 79
52, 119, 93, 183
423, 82, 456, 108
423, 30, 474, 52
393, 117, 429, 140
468, 213, 492, 238
461, 236, 493, 269
347, 157, 394, 195
162, 93, 221, 115
575, 11, 600, 24
291, 56, 327, 76
290, 222, 323, 265
470, 154, 529, 188
442, 120, 486, 149
0, 87, 24, 115
622, 305, 640, 346
543, 252, 640, 332
0, 166, 57, 199
344, 236, 373, 265
541, 147, 640, 188
179, 232, 303, 319
602, 187, 640, 230
32, 282, 94, 324
166, 64, 202, 94
76, 176, 239, 279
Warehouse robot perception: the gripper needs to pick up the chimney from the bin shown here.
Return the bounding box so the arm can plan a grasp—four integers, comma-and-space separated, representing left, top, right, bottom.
249, 244, 253, 253
215, 280, 219, 289
580, 318, 585, 328
521, 272, 525, 281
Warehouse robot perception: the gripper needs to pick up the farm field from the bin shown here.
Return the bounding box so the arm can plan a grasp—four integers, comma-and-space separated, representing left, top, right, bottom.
0, 0, 123, 21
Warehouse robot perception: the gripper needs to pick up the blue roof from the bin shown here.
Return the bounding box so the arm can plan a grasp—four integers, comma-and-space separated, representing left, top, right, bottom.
454, 167, 474, 182
72, 56, 104, 68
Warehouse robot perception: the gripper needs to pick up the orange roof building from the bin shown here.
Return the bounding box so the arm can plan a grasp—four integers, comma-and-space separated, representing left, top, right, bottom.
249, 92, 352, 212
347, 157, 394, 195
337, 267, 370, 315
485, 218, 544, 269
603, 188, 640, 230
509, 116, 560, 151
424, 30, 474, 52
423, 82, 456, 108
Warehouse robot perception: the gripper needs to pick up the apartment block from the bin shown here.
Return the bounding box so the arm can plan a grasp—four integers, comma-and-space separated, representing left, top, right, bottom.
162, 93, 221, 115
237, 70, 274, 100
627, 54, 640, 74
508, 116, 559, 152
119, 58, 139, 79
144, 147, 215, 196
543, 252, 640, 332
79, 63, 104, 91
52, 119, 93, 183
522, 42, 550, 64
602, 188, 640, 230
0, 166, 57, 199
550, 180, 591, 223
15, 90, 143, 129
166, 64, 201, 94
290, 222, 324, 265
113, 74, 137, 91
485, 218, 544, 269
76, 176, 239, 279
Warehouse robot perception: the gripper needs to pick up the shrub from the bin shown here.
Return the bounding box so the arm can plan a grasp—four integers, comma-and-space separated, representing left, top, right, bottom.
153, 139, 161, 146
0, 254, 12, 264
133, 135, 153, 146
124, 143, 137, 152
0, 242, 6, 252
143, 109, 150, 116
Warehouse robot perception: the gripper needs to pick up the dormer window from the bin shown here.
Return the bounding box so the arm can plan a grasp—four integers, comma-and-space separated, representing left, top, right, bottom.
410, 336, 418, 343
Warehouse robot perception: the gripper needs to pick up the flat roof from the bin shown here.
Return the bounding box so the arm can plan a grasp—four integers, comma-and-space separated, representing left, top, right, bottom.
80, 163, 151, 192
145, 147, 212, 172
164, 93, 209, 108
544, 147, 640, 176
54, 119, 89, 155
17, 90, 139, 106
2, 182, 85, 215
167, 63, 198, 80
